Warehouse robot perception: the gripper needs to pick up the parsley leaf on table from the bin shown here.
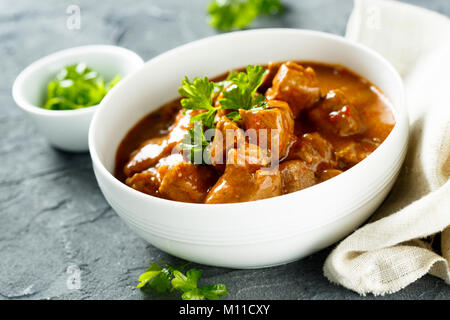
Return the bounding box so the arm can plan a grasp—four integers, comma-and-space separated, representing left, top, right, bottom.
136, 261, 189, 293
137, 261, 229, 300
208, 0, 284, 32
172, 269, 229, 300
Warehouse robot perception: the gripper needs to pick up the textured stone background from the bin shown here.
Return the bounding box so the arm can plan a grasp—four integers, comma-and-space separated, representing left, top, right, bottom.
1, 0, 449, 300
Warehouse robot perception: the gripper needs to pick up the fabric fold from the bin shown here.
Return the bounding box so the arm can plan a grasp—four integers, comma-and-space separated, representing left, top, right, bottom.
323, 0, 450, 296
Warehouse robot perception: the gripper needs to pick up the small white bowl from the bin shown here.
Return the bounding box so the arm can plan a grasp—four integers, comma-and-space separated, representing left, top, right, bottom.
89, 29, 408, 268
12, 45, 144, 152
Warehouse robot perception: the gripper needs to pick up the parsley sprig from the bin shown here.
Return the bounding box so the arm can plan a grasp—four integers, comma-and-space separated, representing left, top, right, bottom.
137, 260, 228, 300
178, 65, 266, 164
208, 0, 284, 32
172, 269, 228, 300
178, 76, 218, 128
179, 122, 212, 165
221, 65, 267, 112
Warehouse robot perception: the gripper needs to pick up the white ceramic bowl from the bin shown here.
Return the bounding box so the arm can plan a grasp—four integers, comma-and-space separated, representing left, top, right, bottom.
89, 29, 408, 268
12, 45, 144, 152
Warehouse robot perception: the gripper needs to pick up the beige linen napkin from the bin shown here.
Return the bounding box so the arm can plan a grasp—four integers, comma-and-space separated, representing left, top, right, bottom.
323, 0, 450, 295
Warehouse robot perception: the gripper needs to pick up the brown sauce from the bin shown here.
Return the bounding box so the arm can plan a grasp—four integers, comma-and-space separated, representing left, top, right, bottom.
114, 61, 395, 203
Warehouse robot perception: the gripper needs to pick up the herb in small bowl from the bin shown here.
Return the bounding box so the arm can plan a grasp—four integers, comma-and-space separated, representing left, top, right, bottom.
43, 62, 121, 110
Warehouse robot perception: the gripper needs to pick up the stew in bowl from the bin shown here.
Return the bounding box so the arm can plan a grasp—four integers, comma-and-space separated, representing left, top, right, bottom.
89, 29, 407, 267
115, 61, 395, 204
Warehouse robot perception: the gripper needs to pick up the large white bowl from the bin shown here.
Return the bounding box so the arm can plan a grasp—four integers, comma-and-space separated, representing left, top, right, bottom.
12, 45, 144, 152
89, 29, 408, 268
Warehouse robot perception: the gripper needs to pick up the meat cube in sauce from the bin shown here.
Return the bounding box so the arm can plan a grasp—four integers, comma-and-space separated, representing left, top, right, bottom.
209, 116, 245, 170
239, 99, 294, 160
286, 132, 337, 171
335, 141, 374, 170
125, 168, 161, 197
205, 149, 280, 204
124, 136, 167, 177
226, 145, 270, 173
125, 154, 183, 197
308, 89, 366, 137
266, 61, 321, 118
126, 153, 218, 203
124, 109, 198, 177
205, 165, 256, 204
259, 61, 282, 93
252, 169, 282, 200
158, 161, 218, 203
279, 160, 316, 194
317, 169, 343, 182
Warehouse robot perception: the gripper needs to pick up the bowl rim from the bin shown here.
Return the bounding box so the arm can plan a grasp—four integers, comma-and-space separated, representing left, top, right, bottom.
89, 28, 407, 211
12, 44, 144, 118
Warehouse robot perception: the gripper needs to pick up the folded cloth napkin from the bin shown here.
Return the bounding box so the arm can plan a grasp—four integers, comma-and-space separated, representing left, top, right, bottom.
323, 0, 450, 296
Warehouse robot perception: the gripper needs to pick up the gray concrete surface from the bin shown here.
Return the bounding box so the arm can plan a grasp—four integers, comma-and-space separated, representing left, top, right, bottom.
1, 0, 449, 300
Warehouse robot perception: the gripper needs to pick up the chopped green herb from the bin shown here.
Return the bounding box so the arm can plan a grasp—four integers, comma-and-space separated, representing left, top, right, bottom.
178, 76, 220, 164
172, 269, 228, 300
179, 122, 212, 165
225, 111, 242, 121
177, 65, 267, 164
221, 65, 267, 110
43, 62, 121, 110
137, 261, 228, 300
208, 0, 284, 32
137, 260, 190, 293
178, 76, 216, 111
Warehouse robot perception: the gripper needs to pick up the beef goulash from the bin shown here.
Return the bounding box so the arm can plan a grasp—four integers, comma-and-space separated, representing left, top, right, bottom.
115, 61, 395, 204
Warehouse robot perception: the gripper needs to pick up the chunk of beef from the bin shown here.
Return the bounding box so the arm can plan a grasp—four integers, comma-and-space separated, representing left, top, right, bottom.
308, 89, 366, 137
205, 151, 280, 204
252, 168, 282, 200
279, 160, 316, 194
158, 161, 218, 203
240, 99, 294, 161
124, 109, 198, 177
259, 61, 282, 93
317, 169, 343, 182
125, 168, 161, 197
209, 117, 245, 170
266, 61, 321, 118
335, 141, 373, 169
286, 132, 337, 171
227, 144, 270, 173
123, 136, 167, 177
154, 154, 185, 178
125, 153, 185, 197
204, 164, 257, 204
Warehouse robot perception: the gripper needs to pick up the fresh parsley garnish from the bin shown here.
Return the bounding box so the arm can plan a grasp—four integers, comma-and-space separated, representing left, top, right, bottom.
137, 260, 228, 300
221, 65, 267, 111
178, 65, 267, 164
172, 269, 228, 300
178, 76, 219, 129
179, 122, 212, 165
208, 0, 284, 32
178, 76, 215, 111
136, 260, 189, 293
43, 62, 121, 110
